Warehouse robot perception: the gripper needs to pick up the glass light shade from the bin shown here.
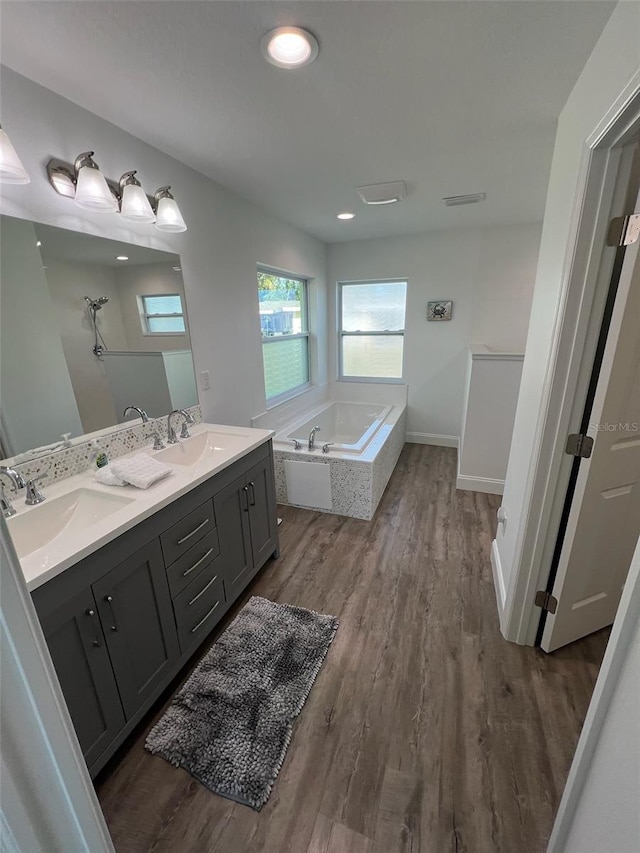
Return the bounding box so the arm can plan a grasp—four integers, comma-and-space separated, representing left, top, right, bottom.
0, 128, 30, 184
74, 165, 118, 212
155, 196, 187, 232
120, 183, 155, 222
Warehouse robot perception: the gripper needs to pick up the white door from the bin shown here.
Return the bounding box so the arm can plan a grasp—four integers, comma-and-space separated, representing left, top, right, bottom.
541, 223, 640, 652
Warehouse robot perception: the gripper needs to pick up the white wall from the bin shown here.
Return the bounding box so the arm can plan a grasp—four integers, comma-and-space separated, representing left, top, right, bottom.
0, 218, 83, 453
457, 350, 524, 493
0, 68, 328, 433
45, 260, 129, 433
327, 221, 541, 442
495, 3, 640, 626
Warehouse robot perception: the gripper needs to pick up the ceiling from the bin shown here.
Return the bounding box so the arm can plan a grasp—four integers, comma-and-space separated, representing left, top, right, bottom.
33, 222, 179, 267
1, 1, 615, 243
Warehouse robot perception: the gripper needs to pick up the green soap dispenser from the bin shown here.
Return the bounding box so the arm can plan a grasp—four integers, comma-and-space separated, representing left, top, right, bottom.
90, 439, 109, 468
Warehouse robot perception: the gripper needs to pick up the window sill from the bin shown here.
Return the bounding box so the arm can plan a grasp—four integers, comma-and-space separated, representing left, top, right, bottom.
337, 376, 405, 385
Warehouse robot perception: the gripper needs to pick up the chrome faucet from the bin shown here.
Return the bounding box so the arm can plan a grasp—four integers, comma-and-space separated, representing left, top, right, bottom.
0, 466, 27, 518
167, 410, 189, 444
123, 405, 149, 424
308, 425, 321, 450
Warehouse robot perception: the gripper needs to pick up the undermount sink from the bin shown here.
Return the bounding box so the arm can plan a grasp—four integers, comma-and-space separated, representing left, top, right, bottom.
154, 430, 250, 467
6, 488, 135, 560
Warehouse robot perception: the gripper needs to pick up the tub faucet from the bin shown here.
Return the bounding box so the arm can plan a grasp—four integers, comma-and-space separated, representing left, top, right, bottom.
308, 425, 321, 450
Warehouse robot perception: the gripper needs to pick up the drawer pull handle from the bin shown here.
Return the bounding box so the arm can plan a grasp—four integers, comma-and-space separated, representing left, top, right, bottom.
248, 481, 256, 506
191, 601, 220, 633
242, 486, 249, 512
177, 517, 210, 545
104, 595, 118, 632
86, 609, 101, 647
183, 547, 214, 577
188, 574, 218, 607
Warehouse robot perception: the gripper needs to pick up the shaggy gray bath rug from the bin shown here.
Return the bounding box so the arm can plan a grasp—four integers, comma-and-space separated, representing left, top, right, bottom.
145, 595, 339, 810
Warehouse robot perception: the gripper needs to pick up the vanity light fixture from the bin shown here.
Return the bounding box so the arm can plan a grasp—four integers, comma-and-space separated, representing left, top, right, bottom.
0, 125, 31, 184
261, 26, 319, 69
73, 152, 119, 212
337, 212, 355, 220
47, 154, 188, 232
154, 187, 187, 233
119, 170, 156, 223
116, 255, 129, 261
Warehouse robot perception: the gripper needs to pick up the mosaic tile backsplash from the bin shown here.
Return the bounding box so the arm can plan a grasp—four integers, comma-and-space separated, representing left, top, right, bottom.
8, 405, 203, 486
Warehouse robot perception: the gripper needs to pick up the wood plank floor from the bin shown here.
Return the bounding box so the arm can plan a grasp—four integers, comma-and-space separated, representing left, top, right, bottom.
95, 445, 608, 853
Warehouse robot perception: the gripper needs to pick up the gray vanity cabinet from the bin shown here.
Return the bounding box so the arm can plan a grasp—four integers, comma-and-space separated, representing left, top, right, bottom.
246, 457, 278, 570
38, 587, 126, 768
92, 540, 179, 719
32, 439, 279, 778
214, 454, 277, 597
214, 474, 253, 595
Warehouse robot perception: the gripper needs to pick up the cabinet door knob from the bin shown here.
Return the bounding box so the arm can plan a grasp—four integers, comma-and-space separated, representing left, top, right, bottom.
86, 608, 102, 647
105, 595, 118, 632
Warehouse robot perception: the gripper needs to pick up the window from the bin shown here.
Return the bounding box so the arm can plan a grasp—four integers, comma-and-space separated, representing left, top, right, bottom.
258, 270, 309, 402
339, 280, 407, 379
140, 294, 186, 334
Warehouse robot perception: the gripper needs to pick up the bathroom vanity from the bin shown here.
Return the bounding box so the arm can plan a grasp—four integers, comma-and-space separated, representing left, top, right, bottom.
18, 424, 278, 778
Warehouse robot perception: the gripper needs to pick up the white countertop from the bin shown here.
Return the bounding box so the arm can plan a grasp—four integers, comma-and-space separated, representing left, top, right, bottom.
9, 423, 274, 592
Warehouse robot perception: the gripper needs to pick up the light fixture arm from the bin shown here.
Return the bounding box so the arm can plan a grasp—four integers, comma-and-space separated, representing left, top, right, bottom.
73, 151, 100, 173
153, 185, 174, 208
119, 170, 142, 191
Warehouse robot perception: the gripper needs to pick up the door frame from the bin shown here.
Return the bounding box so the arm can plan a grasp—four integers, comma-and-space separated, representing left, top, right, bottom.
502, 71, 640, 645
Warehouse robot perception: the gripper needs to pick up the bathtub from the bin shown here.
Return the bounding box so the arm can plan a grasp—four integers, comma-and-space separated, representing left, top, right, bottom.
272, 400, 406, 520
283, 402, 392, 454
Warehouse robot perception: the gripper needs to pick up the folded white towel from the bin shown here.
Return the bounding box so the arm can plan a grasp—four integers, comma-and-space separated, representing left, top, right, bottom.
95, 467, 127, 487
108, 453, 172, 490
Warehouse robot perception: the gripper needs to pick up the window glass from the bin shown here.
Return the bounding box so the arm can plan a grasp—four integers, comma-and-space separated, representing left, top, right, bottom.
339, 281, 407, 379
258, 271, 309, 402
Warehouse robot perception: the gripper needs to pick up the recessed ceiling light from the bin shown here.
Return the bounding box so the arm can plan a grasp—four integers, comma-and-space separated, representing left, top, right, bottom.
35, 240, 42, 247
261, 26, 319, 69
337, 212, 355, 220
116, 255, 129, 261
172, 266, 182, 272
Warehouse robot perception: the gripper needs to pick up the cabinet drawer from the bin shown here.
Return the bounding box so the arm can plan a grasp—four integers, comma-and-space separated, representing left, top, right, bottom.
165, 530, 220, 598
160, 499, 215, 567
173, 561, 225, 653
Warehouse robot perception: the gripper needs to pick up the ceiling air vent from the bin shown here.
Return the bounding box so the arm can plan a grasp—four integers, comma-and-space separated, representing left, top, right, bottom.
442, 192, 486, 207
357, 181, 407, 206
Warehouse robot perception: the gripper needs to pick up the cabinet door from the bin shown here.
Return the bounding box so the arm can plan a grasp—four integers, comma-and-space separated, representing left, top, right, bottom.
214, 473, 253, 596
38, 587, 125, 767
93, 540, 179, 719
246, 458, 278, 570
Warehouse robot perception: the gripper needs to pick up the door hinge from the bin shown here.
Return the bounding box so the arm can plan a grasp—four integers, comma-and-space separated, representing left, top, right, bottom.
535, 590, 558, 614
565, 433, 594, 459
607, 213, 640, 247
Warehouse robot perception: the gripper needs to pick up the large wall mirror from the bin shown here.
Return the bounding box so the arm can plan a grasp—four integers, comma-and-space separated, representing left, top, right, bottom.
0, 215, 198, 457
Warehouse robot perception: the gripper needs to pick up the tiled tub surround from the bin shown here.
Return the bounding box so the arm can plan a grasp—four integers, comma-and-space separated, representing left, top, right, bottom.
272, 404, 407, 520
6, 419, 273, 591
1, 405, 203, 486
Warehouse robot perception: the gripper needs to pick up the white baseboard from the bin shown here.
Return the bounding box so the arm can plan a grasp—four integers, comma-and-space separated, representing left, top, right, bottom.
491, 539, 506, 617
405, 432, 459, 448
456, 473, 504, 494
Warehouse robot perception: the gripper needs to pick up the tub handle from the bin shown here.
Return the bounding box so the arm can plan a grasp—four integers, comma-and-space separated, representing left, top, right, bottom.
292, 439, 302, 450
322, 443, 334, 454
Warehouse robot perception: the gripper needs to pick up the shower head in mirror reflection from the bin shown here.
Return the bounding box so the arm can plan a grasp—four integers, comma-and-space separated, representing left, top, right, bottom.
85, 295, 110, 357
1, 216, 197, 458
84, 295, 109, 312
